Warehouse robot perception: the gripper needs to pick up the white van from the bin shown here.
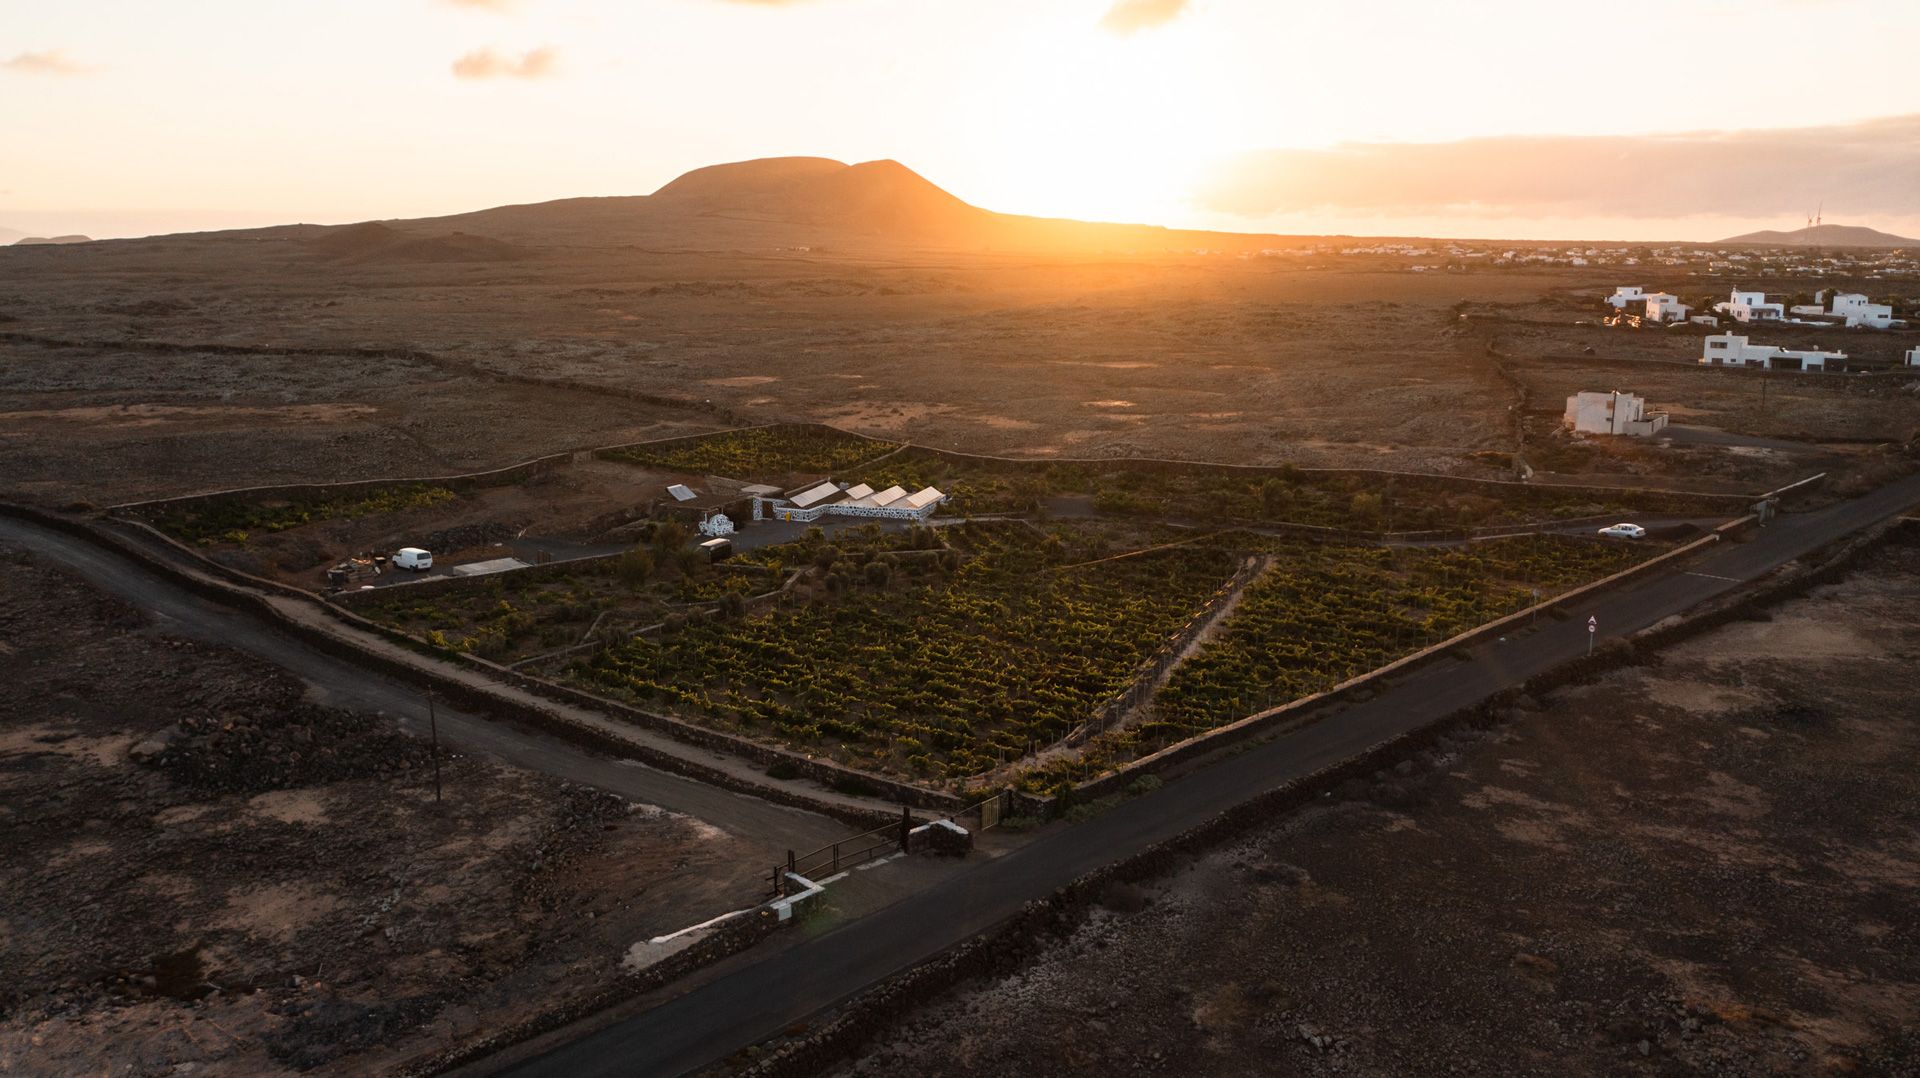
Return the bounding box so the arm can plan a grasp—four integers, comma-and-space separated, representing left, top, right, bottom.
394, 547, 433, 571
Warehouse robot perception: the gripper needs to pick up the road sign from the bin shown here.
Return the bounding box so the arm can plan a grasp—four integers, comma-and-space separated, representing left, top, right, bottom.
1587, 615, 1597, 655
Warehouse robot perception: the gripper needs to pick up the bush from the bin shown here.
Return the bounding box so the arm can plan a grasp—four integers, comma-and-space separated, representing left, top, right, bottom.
617, 547, 655, 587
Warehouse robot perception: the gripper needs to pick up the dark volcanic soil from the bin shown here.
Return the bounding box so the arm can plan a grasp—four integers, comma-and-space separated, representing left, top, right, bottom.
0, 542, 761, 1075
834, 542, 1920, 1077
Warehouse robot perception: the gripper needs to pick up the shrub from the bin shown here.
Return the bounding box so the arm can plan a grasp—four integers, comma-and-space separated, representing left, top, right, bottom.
617, 547, 655, 587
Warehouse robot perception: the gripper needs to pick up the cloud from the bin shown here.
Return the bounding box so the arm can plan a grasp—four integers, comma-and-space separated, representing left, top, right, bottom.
442, 0, 519, 11
451, 45, 558, 80
1199, 115, 1920, 222
3, 50, 93, 75
1099, 0, 1191, 35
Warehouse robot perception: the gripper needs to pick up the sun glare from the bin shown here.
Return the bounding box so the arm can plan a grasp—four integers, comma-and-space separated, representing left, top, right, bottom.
948, 11, 1246, 226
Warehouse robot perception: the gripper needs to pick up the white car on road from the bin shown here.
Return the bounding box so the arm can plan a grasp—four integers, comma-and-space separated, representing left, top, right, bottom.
1597, 523, 1646, 540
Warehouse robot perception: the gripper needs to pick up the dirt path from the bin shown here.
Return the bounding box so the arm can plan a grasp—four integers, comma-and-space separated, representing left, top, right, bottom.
1007, 553, 1271, 780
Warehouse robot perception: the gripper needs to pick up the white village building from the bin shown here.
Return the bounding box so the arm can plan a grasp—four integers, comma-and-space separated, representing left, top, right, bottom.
1606, 285, 1647, 309
755, 480, 947, 524
1906, 345, 1920, 367
1713, 290, 1785, 324
1564, 391, 1669, 437
1829, 293, 1896, 329
1700, 334, 1848, 372
1643, 293, 1691, 323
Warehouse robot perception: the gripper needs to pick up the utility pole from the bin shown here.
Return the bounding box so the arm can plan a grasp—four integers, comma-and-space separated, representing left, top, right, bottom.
426, 689, 443, 804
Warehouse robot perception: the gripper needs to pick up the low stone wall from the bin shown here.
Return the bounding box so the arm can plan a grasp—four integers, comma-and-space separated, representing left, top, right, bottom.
394, 907, 784, 1078
330, 550, 630, 608
736, 518, 1917, 1077
4, 505, 910, 828
108, 450, 575, 518
892, 439, 1759, 514
101, 512, 968, 812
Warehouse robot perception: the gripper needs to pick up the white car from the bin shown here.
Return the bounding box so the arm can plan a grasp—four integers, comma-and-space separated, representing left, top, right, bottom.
1596, 523, 1646, 540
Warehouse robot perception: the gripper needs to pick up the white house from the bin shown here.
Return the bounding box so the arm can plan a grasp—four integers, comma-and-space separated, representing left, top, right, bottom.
1700, 334, 1848, 372
1713, 290, 1785, 324
1643, 293, 1691, 323
1829, 293, 1896, 329
1906, 345, 1920, 367
1606, 285, 1647, 309
756, 480, 947, 523
1564, 391, 1669, 437
1688, 314, 1720, 327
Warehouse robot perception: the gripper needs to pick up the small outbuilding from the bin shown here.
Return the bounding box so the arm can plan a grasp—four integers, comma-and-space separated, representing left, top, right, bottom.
1564, 391, 1669, 437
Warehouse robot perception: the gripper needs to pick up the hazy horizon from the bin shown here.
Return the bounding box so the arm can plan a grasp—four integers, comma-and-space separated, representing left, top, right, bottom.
5, 0, 1918, 243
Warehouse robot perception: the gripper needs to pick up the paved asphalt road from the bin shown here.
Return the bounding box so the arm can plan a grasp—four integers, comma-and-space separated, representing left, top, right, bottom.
504, 470, 1920, 1078
0, 516, 846, 852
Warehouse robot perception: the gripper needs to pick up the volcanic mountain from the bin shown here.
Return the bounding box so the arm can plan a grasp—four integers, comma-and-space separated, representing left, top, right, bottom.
374, 156, 1290, 254
1718, 223, 1920, 248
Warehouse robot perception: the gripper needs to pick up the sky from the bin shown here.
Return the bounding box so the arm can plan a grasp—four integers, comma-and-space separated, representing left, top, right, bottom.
3, 0, 1918, 242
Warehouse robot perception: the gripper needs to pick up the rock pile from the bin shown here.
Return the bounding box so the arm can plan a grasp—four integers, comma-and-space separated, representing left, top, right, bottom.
145, 704, 434, 794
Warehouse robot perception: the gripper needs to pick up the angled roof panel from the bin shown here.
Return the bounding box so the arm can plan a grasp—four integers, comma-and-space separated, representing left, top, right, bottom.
790, 481, 843, 509
667, 483, 698, 502
902, 486, 945, 509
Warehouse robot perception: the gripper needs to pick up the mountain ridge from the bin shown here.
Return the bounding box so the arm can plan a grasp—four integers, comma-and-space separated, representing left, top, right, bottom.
1718, 223, 1920, 248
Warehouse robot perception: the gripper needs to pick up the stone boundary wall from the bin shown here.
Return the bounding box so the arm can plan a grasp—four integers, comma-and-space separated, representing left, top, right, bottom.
393, 909, 783, 1078
1, 504, 919, 827
106, 417, 1757, 535
99, 511, 967, 807
94, 513, 963, 811
107, 450, 576, 517
1014, 520, 1747, 815
882, 437, 1759, 511
330, 550, 631, 608
0, 328, 726, 432
736, 517, 1918, 1077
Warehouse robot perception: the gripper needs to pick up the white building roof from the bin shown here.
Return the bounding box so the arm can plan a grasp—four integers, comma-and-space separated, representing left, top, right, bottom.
901, 486, 945, 510
667, 483, 697, 502
789, 481, 843, 509
740, 483, 782, 497
867, 485, 908, 507
843, 483, 875, 500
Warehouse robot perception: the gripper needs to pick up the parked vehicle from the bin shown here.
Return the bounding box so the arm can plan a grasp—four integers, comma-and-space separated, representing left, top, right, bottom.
1597, 523, 1646, 540
393, 547, 434, 570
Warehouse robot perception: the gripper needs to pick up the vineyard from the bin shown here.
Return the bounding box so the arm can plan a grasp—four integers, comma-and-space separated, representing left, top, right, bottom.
567, 523, 1240, 780
358, 523, 942, 664
147, 485, 459, 546
854, 448, 1719, 533
598, 426, 897, 478
1013, 534, 1649, 789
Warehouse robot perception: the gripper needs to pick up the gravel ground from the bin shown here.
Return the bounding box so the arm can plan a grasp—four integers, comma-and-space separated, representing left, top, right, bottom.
834, 542, 1920, 1077
0, 542, 763, 1075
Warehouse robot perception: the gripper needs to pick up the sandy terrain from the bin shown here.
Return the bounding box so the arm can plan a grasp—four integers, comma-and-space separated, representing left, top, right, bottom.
835, 540, 1920, 1076
1, 237, 1561, 505
0, 543, 765, 1075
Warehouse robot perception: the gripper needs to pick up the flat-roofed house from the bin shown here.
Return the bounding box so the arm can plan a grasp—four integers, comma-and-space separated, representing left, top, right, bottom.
1564, 391, 1669, 436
